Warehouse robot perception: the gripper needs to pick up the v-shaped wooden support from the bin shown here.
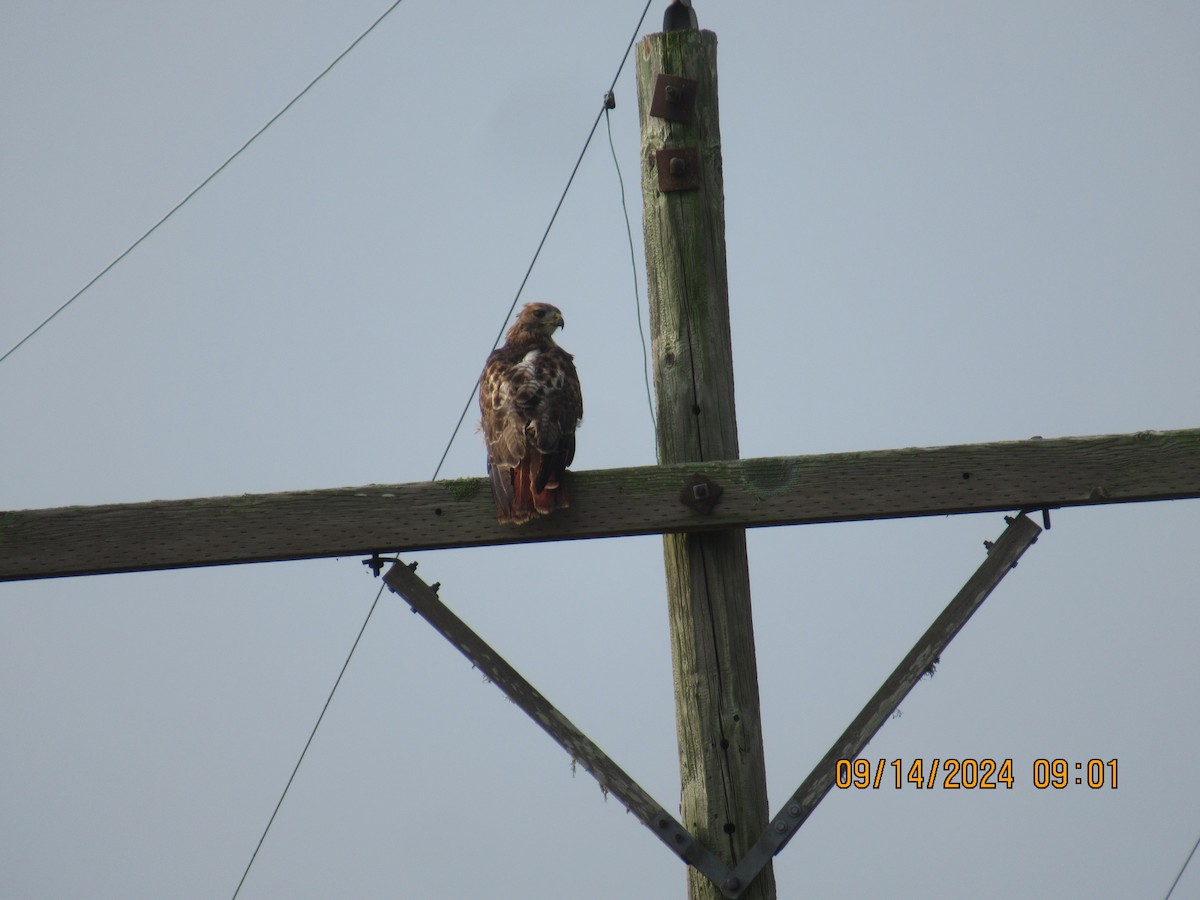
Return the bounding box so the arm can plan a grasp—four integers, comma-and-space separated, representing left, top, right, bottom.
382, 513, 1042, 899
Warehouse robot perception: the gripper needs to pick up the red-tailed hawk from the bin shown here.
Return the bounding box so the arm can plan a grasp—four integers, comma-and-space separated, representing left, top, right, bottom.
479, 303, 583, 524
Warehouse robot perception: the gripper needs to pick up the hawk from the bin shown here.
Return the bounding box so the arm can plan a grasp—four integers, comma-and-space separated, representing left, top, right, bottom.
479, 303, 583, 524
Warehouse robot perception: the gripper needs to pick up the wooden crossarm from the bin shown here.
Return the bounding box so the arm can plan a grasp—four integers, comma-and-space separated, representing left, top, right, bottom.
1, 428, 1197, 581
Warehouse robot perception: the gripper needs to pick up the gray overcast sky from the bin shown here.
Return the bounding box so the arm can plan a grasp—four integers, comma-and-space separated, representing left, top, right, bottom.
2, 2, 1199, 898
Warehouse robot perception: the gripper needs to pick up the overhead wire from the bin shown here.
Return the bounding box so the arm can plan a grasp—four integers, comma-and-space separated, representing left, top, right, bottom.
1163, 830, 1200, 900
235, 2, 656, 894
430, 0, 656, 482
604, 105, 658, 453
427, 104, 606, 483
203, 4, 412, 898
0, 0, 407, 371
229, 586, 385, 900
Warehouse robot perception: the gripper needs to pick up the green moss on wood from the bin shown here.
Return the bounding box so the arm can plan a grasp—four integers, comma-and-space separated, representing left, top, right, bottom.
742, 458, 800, 498
440, 478, 485, 502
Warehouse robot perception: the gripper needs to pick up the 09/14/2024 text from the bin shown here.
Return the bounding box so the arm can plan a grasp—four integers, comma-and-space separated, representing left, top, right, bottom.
835, 758, 1118, 790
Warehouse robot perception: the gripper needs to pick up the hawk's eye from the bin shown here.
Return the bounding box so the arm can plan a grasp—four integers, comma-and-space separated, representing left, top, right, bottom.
533, 309, 546, 318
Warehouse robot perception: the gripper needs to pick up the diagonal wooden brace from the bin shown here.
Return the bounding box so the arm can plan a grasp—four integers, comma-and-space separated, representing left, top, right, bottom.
726, 513, 1043, 895
382, 559, 734, 889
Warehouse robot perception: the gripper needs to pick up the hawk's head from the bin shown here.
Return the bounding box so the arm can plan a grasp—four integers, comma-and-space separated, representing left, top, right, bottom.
514, 302, 565, 338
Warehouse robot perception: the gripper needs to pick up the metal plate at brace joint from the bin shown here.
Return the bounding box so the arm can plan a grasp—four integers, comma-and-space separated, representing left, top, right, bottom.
681, 474, 723, 515
656, 147, 701, 193
649, 74, 698, 123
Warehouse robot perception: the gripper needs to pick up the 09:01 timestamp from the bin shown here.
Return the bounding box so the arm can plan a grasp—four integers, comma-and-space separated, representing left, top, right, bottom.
1032, 758, 1118, 789
834, 758, 1118, 790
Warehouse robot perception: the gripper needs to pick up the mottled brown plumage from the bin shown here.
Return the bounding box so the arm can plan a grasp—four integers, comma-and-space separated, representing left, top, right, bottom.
479, 303, 583, 524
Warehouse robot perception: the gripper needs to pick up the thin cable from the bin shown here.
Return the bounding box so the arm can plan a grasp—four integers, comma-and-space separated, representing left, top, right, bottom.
0, 0, 406, 371
429, 104, 604, 482
1163, 830, 1200, 900
604, 106, 658, 452
430, 0, 655, 482
605, 0, 654, 96
231, 581, 386, 900
236, 3, 657, 889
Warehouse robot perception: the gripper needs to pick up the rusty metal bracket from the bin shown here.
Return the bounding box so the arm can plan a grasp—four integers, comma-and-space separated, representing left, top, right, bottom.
650, 73, 698, 122
656, 147, 700, 192
681, 473, 723, 514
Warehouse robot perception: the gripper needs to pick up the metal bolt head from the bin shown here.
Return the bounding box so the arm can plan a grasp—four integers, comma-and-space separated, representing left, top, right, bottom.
669, 156, 687, 176
680, 473, 723, 515
665, 83, 680, 104
773, 820, 788, 834
788, 803, 801, 817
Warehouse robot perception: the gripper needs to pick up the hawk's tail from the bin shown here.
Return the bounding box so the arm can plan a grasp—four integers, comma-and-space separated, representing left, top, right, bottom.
501, 452, 569, 525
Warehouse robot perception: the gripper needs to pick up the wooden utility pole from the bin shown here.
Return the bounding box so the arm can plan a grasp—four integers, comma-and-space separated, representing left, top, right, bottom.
637, 26, 776, 900
3, 6, 1199, 897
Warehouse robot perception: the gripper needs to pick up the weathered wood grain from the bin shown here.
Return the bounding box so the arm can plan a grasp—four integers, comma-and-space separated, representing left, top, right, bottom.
638, 26, 776, 900
1, 428, 1197, 581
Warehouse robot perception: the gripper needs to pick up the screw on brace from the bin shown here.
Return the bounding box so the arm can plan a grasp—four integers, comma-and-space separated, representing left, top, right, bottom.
681, 473, 723, 515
